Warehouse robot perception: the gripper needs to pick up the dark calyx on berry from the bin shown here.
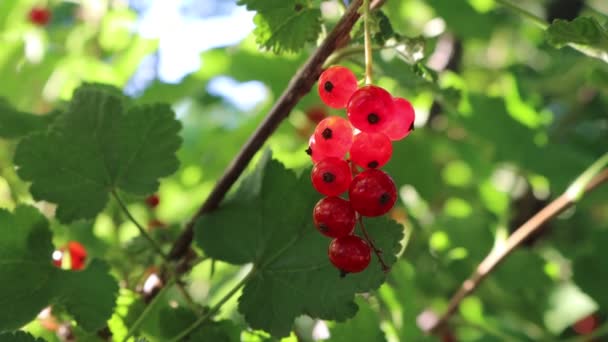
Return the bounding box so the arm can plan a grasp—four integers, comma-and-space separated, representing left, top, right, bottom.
322, 128, 333, 139
306, 147, 313, 155
324, 81, 334, 92
409, 122, 415, 131
379, 193, 391, 204
318, 224, 329, 232
367, 113, 380, 124
339, 269, 348, 278
323, 172, 335, 183
368, 161, 379, 168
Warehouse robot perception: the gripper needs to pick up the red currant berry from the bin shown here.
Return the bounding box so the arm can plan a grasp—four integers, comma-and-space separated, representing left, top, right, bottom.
311, 158, 352, 196
328, 235, 371, 273
52, 248, 64, 268
349, 169, 397, 217
347, 85, 395, 133
350, 132, 393, 169
384, 97, 415, 140
313, 197, 356, 238
28, 7, 51, 26
148, 219, 166, 229
318, 66, 358, 109
307, 135, 328, 163
145, 194, 160, 208
68, 241, 87, 270
312, 116, 353, 159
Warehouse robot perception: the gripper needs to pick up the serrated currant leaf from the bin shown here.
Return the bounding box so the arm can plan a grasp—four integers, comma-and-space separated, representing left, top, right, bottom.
195, 159, 403, 337
0, 206, 118, 332
546, 17, 608, 51
14, 84, 182, 222
238, 0, 321, 53
0, 98, 57, 139
0, 331, 46, 342
329, 297, 387, 342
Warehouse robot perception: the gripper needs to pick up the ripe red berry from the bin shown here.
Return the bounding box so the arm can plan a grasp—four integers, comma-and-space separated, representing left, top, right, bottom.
312, 116, 353, 159
318, 66, 358, 108
28, 7, 52, 26
307, 135, 328, 163
385, 97, 415, 141
347, 85, 395, 133
313, 197, 356, 238
145, 194, 160, 208
349, 132, 393, 169
349, 169, 397, 217
68, 241, 87, 270
328, 235, 371, 273
311, 158, 352, 196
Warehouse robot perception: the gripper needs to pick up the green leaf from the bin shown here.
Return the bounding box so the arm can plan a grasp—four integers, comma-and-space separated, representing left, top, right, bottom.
573, 231, 608, 310
0, 206, 118, 332
238, 0, 321, 53
14, 84, 182, 222
159, 307, 240, 341
546, 17, 608, 51
0, 98, 57, 139
195, 159, 403, 337
0, 331, 45, 342
328, 297, 386, 342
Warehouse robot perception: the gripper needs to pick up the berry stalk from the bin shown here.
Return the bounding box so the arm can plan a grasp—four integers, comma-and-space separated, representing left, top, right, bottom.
363, 0, 373, 85
358, 215, 389, 273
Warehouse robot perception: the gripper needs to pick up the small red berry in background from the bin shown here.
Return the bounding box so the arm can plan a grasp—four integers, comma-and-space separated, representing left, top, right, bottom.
28, 7, 52, 26
573, 314, 598, 335
52, 241, 88, 270
318, 66, 358, 109
305, 106, 328, 124
328, 235, 371, 274
145, 194, 160, 208
148, 219, 166, 229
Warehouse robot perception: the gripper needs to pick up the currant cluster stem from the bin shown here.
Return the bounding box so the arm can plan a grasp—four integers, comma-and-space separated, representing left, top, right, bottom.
421, 159, 608, 334
358, 216, 389, 273
363, 0, 373, 85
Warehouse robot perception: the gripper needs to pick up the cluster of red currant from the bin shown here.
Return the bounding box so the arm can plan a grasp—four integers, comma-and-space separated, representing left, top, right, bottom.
308, 66, 415, 275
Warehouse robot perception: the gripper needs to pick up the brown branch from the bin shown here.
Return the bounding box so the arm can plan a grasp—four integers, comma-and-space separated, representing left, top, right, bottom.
419, 168, 608, 334
168, 0, 383, 262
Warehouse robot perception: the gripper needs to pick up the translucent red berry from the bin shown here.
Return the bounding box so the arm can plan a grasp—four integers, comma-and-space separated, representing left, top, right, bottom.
311, 158, 352, 196
349, 169, 397, 217
307, 135, 328, 163
328, 235, 371, 273
350, 132, 393, 169
318, 66, 358, 109
68, 241, 87, 270
385, 97, 415, 141
313, 197, 356, 238
312, 116, 353, 159
145, 194, 160, 208
347, 85, 395, 133
28, 7, 51, 26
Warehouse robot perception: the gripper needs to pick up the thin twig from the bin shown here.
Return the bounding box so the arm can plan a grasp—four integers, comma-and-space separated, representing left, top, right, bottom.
362, 0, 373, 84
112, 190, 168, 261
358, 216, 389, 273
122, 278, 175, 342
167, 0, 377, 263
421, 166, 608, 334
